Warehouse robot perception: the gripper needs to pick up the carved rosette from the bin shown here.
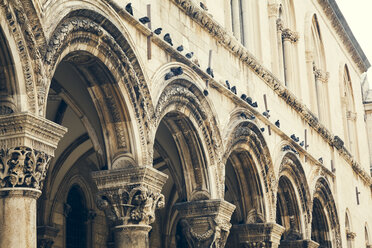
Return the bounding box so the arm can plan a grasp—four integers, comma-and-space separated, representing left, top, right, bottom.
233, 223, 285, 248
92, 166, 168, 226
0, 147, 50, 189
175, 199, 236, 248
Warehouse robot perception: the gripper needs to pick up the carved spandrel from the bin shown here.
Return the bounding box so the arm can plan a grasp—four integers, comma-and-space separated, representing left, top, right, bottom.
0, 146, 51, 190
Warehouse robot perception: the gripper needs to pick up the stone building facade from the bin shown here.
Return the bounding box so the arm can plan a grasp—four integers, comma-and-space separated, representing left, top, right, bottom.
0, 0, 371, 247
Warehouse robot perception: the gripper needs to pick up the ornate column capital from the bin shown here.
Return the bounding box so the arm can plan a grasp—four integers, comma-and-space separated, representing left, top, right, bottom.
282, 28, 299, 43
37, 226, 59, 248
233, 223, 285, 248
175, 199, 236, 248
0, 113, 67, 191
276, 19, 284, 32
313, 66, 329, 83
346, 231, 356, 240
92, 166, 168, 226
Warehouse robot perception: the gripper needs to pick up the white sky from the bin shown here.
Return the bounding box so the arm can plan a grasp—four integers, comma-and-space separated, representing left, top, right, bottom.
336, 0, 372, 87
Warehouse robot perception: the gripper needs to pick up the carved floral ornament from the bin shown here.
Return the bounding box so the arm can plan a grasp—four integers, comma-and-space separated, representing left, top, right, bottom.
0, 146, 50, 190
95, 185, 165, 226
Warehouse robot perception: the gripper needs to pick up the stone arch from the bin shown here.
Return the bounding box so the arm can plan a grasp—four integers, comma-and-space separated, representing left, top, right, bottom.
153, 78, 222, 199
311, 177, 342, 248
276, 152, 312, 240
223, 109, 276, 222
150, 78, 223, 247
44, 9, 154, 166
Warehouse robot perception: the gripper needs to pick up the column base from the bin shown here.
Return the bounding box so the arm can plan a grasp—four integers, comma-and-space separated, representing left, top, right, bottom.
279, 239, 319, 248
113, 225, 152, 248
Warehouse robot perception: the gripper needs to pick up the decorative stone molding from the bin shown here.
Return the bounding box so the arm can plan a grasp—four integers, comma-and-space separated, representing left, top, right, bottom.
92, 166, 168, 226
0, 112, 67, 156
232, 223, 285, 248
37, 226, 59, 248
346, 110, 357, 121
175, 199, 235, 248
346, 231, 356, 240
268, 3, 280, 18
282, 28, 299, 43
276, 19, 284, 32
313, 64, 329, 83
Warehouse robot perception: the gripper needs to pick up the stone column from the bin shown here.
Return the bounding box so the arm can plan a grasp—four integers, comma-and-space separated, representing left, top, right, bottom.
233, 223, 285, 248
92, 166, 168, 248
175, 199, 236, 248
0, 113, 67, 248
231, 0, 241, 41
281, 28, 299, 89
268, 3, 280, 77
313, 65, 330, 123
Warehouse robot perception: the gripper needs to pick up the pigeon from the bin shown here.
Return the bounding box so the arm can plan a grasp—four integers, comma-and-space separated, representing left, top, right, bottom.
154, 28, 162, 35
206, 67, 214, 78
176, 45, 184, 52
200, 2, 208, 10
299, 141, 304, 147
170, 67, 183, 76
185, 52, 194, 59
231, 86, 237, 94
164, 33, 173, 46
290, 134, 296, 141
225, 80, 231, 89
240, 112, 247, 119
251, 102, 258, 108
125, 3, 133, 16
240, 94, 247, 100
260, 127, 265, 132
165, 72, 174, 80
139, 16, 150, 24
318, 157, 323, 164
275, 120, 280, 128
246, 97, 252, 104
249, 115, 256, 120
263, 110, 270, 118
203, 89, 209, 96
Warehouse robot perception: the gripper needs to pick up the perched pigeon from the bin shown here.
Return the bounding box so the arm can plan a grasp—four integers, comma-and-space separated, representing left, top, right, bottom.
206, 67, 214, 78
185, 52, 194, 59
164, 33, 173, 46
125, 3, 133, 16
275, 120, 280, 128
231, 86, 237, 94
139, 16, 150, 24
154, 28, 162, 35
176, 45, 184, 52
225, 80, 231, 89
170, 67, 183, 76
203, 89, 209, 96
240, 94, 247, 100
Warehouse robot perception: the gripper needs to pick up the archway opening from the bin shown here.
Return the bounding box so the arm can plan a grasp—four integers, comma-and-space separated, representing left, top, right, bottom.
66, 185, 87, 248
224, 149, 265, 247
150, 112, 209, 248
276, 176, 302, 242
311, 198, 331, 248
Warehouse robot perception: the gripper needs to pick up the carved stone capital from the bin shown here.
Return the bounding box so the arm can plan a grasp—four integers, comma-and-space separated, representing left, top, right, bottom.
92, 166, 168, 226
279, 239, 319, 248
233, 223, 285, 248
346, 111, 357, 121
276, 19, 284, 32
0, 113, 66, 191
268, 4, 280, 17
175, 199, 236, 248
313, 67, 329, 83
346, 231, 356, 240
282, 28, 299, 43
37, 226, 59, 248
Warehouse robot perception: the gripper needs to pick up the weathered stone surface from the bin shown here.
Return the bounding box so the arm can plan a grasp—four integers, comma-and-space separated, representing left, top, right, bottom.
175, 199, 235, 248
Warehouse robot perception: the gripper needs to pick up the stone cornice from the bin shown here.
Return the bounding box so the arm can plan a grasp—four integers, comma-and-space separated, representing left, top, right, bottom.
103, 0, 372, 186
0, 112, 67, 156
317, 0, 370, 72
